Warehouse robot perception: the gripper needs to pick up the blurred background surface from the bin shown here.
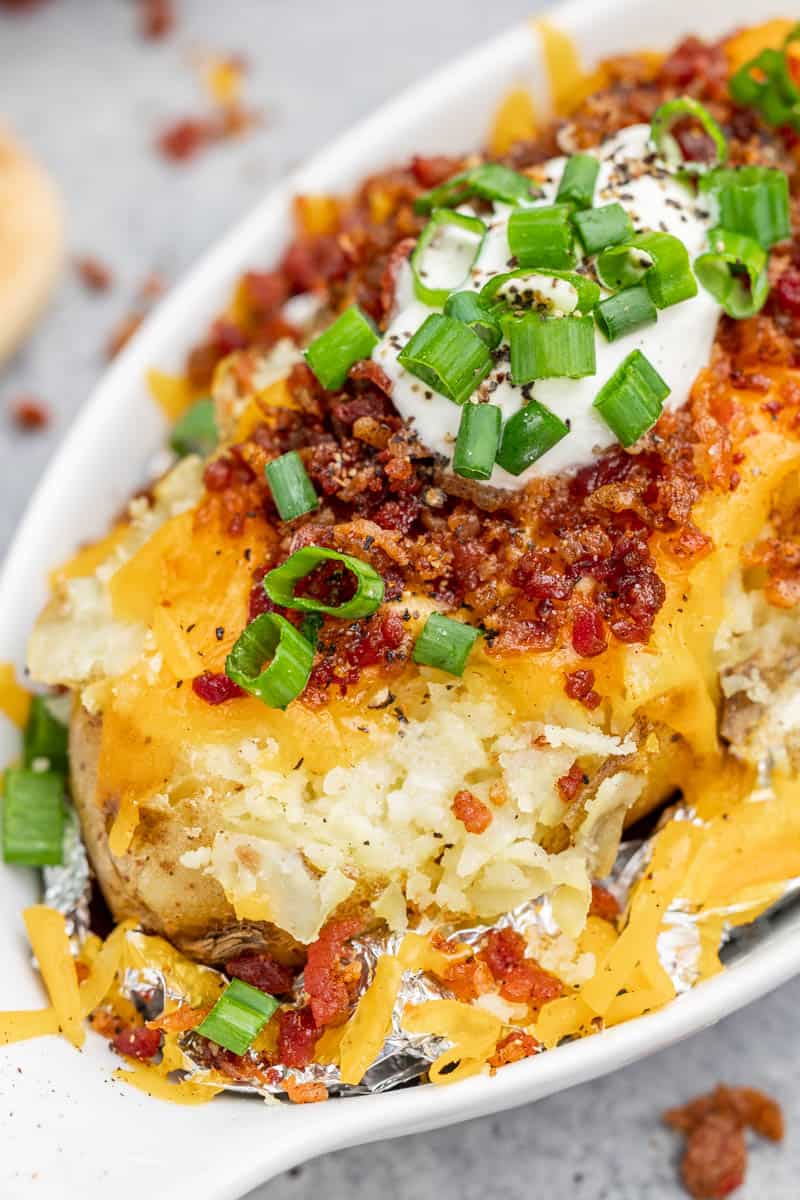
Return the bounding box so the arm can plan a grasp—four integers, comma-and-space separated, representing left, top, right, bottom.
0, 3, 798, 1197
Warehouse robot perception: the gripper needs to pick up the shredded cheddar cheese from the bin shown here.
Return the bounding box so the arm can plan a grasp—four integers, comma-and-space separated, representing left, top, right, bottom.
0, 662, 31, 729
146, 368, 194, 421
23, 906, 84, 1048
489, 88, 537, 156
339, 955, 403, 1085
402, 999, 503, 1084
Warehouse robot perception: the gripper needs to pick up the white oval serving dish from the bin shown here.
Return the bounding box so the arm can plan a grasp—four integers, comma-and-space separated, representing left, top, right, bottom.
1, 2, 797, 1197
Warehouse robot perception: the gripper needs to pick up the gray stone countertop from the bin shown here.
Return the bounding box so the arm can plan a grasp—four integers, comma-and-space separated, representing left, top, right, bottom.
0, 2, 797, 1197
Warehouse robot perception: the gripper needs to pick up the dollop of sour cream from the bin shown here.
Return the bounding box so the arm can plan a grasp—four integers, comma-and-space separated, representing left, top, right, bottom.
373, 124, 720, 489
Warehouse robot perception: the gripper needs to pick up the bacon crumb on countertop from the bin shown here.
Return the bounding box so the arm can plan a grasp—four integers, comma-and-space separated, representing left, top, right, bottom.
9, 395, 50, 430
75, 255, 113, 292
664, 1085, 784, 1199
137, 0, 174, 39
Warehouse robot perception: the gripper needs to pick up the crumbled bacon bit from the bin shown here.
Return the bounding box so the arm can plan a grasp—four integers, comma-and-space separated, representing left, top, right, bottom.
563, 668, 602, 710
9, 395, 50, 430
112, 1025, 162, 1062
191, 671, 245, 705
303, 917, 363, 1027
277, 1006, 318, 1068
479, 928, 563, 1006
410, 155, 463, 188
138, 0, 174, 39
106, 312, 144, 359
571, 606, 607, 657
225, 952, 296, 995
488, 1029, 539, 1069
284, 1075, 328, 1104
442, 957, 493, 1003
451, 789, 493, 834
74, 960, 90, 983
589, 882, 620, 922
157, 117, 216, 162
773, 266, 800, 318
556, 761, 585, 804
664, 1085, 784, 1200
75, 255, 113, 292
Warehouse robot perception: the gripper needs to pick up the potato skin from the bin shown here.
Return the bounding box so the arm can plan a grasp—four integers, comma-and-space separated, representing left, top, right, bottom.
70, 705, 309, 965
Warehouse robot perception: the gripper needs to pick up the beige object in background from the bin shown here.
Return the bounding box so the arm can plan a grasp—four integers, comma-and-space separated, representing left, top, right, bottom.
0, 121, 63, 366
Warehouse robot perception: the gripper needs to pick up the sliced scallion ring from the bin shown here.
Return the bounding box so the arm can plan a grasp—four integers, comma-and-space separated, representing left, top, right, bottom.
265, 451, 319, 521
596, 232, 697, 309
728, 30, 800, 133
443, 291, 502, 348
452, 402, 502, 481
694, 228, 769, 319
264, 546, 385, 618
650, 97, 728, 174
2, 768, 64, 866
170, 398, 218, 458
496, 400, 570, 475
480, 268, 599, 316
410, 209, 487, 305
412, 612, 480, 676
397, 313, 493, 405
699, 165, 791, 249
508, 313, 596, 384
196, 978, 279, 1056
571, 202, 633, 256
305, 305, 380, 391
225, 613, 315, 709
556, 153, 600, 210
413, 162, 540, 215
592, 349, 670, 446
507, 204, 576, 269
594, 285, 658, 342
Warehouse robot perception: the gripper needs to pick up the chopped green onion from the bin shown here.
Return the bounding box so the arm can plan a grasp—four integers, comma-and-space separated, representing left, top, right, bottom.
596, 232, 697, 309
196, 978, 279, 1056
452, 403, 502, 480
508, 313, 596, 384
23, 695, 68, 774
556, 153, 600, 209
443, 291, 502, 348
411, 209, 486, 305
414, 163, 539, 215
2, 768, 64, 866
305, 306, 379, 391
650, 97, 727, 173
694, 228, 769, 319
264, 546, 384, 618
225, 613, 314, 709
729, 30, 800, 133
593, 349, 670, 447
496, 400, 569, 475
264, 451, 319, 521
699, 166, 791, 249
594, 285, 658, 342
170, 398, 218, 458
300, 612, 324, 649
397, 313, 492, 405
507, 205, 576, 269
412, 612, 480, 676
571, 203, 633, 256
480, 268, 599, 316
730, 48, 784, 109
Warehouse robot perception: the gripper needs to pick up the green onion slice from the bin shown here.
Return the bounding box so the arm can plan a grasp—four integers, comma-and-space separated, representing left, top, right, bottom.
729, 29, 800, 132
397, 313, 493, 405
305, 306, 380, 391
508, 313, 596, 384
650, 97, 728, 174
196, 978, 279, 1056
264, 546, 385, 619
694, 228, 769, 320
412, 613, 480, 676
480, 268, 599, 316
556, 153, 600, 210
507, 204, 576, 269
595, 285, 658, 342
453, 403, 502, 481
571, 203, 634, 256
2, 768, 64, 866
23, 695, 68, 774
596, 232, 697, 309
170, 397, 218, 458
443, 291, 502, 348
592, 349, 670, 446
699, 165, 791, 249
496, 400, 570, 475
413, 163, 539, 215
265, 451, 319, 522
410, 209, 486, 305
225, 613, 315, 709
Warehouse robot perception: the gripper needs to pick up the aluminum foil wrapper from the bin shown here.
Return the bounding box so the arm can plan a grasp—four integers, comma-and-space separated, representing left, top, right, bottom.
42, 793, 800, 1102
